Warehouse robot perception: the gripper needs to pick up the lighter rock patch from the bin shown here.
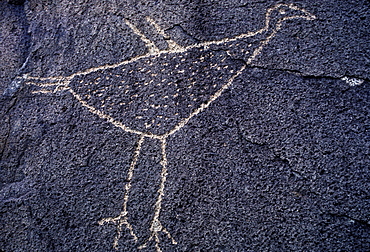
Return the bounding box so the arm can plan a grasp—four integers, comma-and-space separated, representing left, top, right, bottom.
341, 76, 364, 86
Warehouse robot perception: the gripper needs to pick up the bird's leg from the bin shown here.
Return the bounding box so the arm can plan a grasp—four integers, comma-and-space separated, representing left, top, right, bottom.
99, 135, 145, 250
138, 138, 177, 252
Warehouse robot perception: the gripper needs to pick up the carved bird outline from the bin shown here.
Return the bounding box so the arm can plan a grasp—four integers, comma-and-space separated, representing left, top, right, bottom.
19, 4, 316, 251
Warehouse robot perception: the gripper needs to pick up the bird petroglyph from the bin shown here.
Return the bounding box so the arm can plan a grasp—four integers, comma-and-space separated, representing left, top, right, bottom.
19, 4, 316, 251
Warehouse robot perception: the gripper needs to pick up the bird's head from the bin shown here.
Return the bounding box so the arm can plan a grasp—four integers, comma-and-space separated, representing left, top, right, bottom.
270, 4, 316, 22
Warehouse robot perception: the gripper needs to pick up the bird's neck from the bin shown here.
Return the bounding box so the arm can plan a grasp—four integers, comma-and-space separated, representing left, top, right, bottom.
260, 16, 284, 40
227, 16, 282, 44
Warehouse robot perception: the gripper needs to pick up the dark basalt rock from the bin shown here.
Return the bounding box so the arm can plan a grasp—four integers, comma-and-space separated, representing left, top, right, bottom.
0, 1, 30, 96
1, 1, 369, 252
7, 0, 26, 5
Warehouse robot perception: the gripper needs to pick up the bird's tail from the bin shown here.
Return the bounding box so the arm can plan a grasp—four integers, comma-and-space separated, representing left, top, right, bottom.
23, 75, 71, 94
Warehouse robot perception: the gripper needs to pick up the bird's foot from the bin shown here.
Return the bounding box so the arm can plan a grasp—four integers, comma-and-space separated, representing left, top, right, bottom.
99, 211, 138, 249
138, 219, 177, 252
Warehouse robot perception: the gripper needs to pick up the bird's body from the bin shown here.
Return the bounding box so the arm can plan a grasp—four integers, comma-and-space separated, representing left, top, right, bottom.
21, 4, 316, 251
71, 47, 244, 135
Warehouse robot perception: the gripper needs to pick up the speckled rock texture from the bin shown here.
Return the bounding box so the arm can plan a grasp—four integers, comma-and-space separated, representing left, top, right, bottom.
1, 1, 369, 251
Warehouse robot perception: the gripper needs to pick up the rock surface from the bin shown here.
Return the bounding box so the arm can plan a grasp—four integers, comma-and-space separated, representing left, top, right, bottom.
1, 0, 369, 251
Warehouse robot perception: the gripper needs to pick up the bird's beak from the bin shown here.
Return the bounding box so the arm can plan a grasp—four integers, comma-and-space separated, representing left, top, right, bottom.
288, 4, 317, 20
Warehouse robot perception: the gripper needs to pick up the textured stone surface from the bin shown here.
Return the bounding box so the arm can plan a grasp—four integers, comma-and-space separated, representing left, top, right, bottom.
1, 1, 369, 251
0, 1, 30, 95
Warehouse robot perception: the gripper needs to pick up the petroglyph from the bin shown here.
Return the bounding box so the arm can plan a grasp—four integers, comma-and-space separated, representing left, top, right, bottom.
21, 4, 315, 251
